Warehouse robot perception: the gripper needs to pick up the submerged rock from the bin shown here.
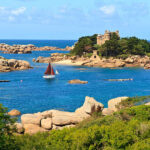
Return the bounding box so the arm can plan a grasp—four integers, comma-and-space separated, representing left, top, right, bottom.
68, 79, 88, 84
105, 78, 133, 82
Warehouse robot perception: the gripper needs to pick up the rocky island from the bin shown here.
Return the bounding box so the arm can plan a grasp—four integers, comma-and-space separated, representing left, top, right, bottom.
33, 30, 150, 69
0, 56, 32, 72
0, 43, 73, 54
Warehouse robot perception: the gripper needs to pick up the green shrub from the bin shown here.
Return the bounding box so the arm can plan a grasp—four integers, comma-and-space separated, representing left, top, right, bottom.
0, 104, 19, 150
15, 104, 150, 150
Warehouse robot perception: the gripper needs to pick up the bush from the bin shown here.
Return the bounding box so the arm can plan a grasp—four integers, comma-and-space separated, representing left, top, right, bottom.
15, 104, 150, 150
70, 34, 97, 56
71, 32, 150, 57
0, 104, 19, 150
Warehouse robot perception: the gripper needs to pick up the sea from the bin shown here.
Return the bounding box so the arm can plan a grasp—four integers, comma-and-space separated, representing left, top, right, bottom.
0, 40, 150, 114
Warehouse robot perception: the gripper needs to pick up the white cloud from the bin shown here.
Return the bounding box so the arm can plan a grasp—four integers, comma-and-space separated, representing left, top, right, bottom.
11, 7, 26, 15
8, 16, 15, 22
100, 5, 115, 15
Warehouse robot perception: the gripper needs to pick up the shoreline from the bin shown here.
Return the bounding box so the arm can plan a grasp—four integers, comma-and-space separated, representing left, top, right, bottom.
0, 43, 73, 54
33, 53, 150, 69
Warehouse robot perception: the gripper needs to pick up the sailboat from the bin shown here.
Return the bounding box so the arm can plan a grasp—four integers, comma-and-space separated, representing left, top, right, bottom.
56, 70, 59, 75
43, 63, 55, 79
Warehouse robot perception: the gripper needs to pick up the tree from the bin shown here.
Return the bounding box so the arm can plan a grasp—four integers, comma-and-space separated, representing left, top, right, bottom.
0, 104, 19, 150
70, 34, 97, 56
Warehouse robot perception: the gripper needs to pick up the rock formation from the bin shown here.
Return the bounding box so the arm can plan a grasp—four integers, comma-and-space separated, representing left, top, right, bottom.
0, 43, 73, 54
33, 53, 150, 70
0, 56, 32, 72
8, 109, 21, 116
68, 79, 88, 84
15, 96, 104, 134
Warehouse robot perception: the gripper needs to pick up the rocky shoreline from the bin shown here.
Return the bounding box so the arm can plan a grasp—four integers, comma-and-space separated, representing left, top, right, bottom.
12, 96, 150, 135
33, 53, 150, 69
0, 56, 32, 72
0, 43, 73, 54
12, 96, 131, 135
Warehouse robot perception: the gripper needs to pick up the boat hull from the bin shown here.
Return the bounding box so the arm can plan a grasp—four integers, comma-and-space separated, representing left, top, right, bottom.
43, 75, 55, 79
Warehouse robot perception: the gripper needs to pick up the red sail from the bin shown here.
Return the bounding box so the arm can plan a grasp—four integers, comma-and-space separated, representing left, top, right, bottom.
44, 63, 52, 75
51, 67, 55, 75
44, 63, 55, 75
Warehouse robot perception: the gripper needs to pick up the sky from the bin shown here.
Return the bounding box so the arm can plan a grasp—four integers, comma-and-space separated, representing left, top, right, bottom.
0, 0, 150, 40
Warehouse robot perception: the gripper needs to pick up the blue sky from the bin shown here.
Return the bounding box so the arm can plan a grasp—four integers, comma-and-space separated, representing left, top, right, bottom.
0, 0, 150, 40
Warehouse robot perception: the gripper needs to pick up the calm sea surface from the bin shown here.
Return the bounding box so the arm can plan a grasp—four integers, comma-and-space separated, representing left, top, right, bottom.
0, 40, 150, 114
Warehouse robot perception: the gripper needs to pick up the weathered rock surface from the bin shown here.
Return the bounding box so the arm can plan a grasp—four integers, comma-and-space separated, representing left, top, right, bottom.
145, 102, 150, 106
33, 53, 150, 70
18, 96, 104, 134
21, 114, 43, 125
8, 109, 21, 116
15, 123, 24, 133
23, 124, 47, 135
41, 118, 52, 130
102, 108, 114, 116
0, 43, 73, 54
108, 97, 129, 112
33, 56, 51, 63
0, 56, 32, 72
68, 79, 88, 84
80, 96, 104, 114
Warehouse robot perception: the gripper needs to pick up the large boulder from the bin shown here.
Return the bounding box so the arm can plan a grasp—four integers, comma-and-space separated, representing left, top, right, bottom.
80, 96, 104, 115
0, 59, 8, 66
8, 59, 17, 67
18, 60, 31, 68
145, 102, 150, 106
14, 123, 24, 134
41, 118, 52, 130
8, 109, 21, 116
75, 106, 91, 118
23, 124, 47, 135
21, 114, 43, 125
125, 58, 134, 63
102, 108, 114, 116
50, 110, 84, 126
108, 97, 129, 112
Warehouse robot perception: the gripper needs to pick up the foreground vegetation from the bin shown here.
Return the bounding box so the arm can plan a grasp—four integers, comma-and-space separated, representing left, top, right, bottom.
0, 96, 150, 150
70, 33, 150, 58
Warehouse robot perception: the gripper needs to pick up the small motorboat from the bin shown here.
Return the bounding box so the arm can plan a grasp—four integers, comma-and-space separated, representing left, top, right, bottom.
43, 63, 55, 79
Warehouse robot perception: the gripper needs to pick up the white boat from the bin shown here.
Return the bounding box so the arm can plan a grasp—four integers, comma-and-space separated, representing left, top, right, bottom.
43, 63, 55, 79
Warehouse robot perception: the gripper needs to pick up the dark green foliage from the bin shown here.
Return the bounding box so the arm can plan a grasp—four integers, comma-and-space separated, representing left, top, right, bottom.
70, 34, 97, 56
117, 96, 150, 109
71, 32, 150, 57
0, 104, 19, 150
100, 36, 150, 57
16, 103, 150, 150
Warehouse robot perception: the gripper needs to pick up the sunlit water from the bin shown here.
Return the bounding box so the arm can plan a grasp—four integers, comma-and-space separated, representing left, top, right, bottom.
0, 40, 150, 114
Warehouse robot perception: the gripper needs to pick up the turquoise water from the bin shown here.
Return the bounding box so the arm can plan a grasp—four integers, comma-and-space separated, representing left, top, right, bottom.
0, 40, 150, 114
